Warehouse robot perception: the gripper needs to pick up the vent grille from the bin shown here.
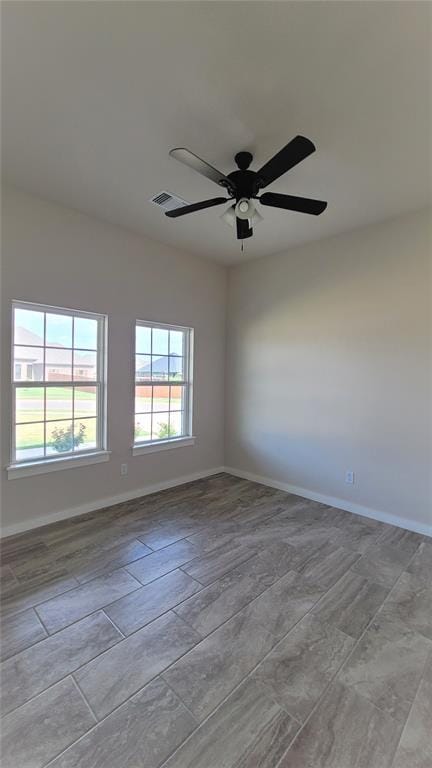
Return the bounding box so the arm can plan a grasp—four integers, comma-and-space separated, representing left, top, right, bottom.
150, 190, 189, 212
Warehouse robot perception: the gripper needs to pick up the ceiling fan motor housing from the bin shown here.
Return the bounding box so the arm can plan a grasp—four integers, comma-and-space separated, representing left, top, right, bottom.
227, 169, 259, 200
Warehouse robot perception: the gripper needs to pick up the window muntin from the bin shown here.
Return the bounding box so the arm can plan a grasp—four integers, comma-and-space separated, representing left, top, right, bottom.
12, 302, 106, 464
134, 321, 193, 445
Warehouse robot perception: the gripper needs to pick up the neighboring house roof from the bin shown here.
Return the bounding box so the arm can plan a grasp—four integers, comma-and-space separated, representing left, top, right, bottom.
15, 327, 94, 367
137, 354, 182, 375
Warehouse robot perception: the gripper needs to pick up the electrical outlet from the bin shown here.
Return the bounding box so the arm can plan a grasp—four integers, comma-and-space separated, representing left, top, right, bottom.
120, 463, 128, 477
345, 470, 354, 485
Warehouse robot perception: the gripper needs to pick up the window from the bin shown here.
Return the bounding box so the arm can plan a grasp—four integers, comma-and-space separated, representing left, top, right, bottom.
11, 301, 107, 467
134, 321, 193, 448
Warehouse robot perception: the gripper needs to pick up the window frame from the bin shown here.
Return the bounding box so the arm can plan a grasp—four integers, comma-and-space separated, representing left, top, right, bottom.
9, 300, 108, 472
133, 319, 194, 451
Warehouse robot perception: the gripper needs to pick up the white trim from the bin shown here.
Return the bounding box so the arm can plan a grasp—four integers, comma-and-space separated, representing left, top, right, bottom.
7, 451, 111, 480
0, 466, 225, 538
132, 437, 195, 455
223, 466, 432, 539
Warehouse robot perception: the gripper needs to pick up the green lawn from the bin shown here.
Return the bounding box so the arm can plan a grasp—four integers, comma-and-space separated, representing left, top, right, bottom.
17, 387, 94, 399
16, 393, 178, 451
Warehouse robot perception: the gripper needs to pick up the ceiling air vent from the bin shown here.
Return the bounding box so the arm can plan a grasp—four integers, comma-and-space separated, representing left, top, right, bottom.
150, 191, 189, 212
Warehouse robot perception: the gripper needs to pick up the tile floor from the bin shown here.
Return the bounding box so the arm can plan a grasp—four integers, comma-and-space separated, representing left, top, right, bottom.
0, 473, 431, 768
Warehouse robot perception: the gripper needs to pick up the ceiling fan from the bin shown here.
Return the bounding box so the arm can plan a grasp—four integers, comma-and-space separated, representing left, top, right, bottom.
165, 135, 327, 240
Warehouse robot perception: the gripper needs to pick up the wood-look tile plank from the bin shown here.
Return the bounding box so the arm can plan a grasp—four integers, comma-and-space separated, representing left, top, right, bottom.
311, 570, 388, 638
47, 677, 196, 768
235, 542, 300, 587
163, 608, 276, 721
125, 539, 199, 585
105, 568, 201, 635
74, 539, 152, 583
0, 608, 47, 662
11, 530, 134, 583
253, 614, 354, 722
181, 541, 256, 586
351, 542, 413, 588
35, 569, 141, 633
392, 654, 432, 768
75, 611, 199, 719
174, 568, 267, 637
137, 521, 200, 551
1, 610, 122, 715
339, 607, 432, 722
377, 526, 424, 557
384, 572, 432, 640
246, 570, 325, 639
162, 677, 299, 768
290, 540, 361, 589
278, 681, 401, 768
406, 540, 432, 587
1, 677, 95, 768
0, 573, 80, 618
0, 565, 18, 588
0, 539, 48, 566
329, 513, 385, 554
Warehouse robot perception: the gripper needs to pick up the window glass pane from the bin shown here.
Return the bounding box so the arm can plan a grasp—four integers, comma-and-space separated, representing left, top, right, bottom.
152, 412, 171, 440
74, 386, 97, 418
151, 355, 169, 381
12, 303, 106, 466
46, 313, 72, 347
45, 348, 72, 381
73, 351, 97, 381
136, 355, 151, 381
46, 387, 72, 421
168, 355, 184, 381
46, 420, 74, 455
152, 328, 169, 355
169, 385, 184, 412
136, 326, 151, 354
14, 347, 43, 381
134, 322, 191, 446
152, 385, 170, 412
169, 410, 183, 437
74, 317, 98, 350
16, 423, 45, 461
16, 387, 44, 423
169, 330, 184, 356
74, 419, 97, 451
135, 385, 152, 413
135, 414, 151, 441
14, 309, 44, 345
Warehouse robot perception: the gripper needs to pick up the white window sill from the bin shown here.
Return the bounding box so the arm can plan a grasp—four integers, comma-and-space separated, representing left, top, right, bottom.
7, 451, 111, 479
132, 436, 195, 456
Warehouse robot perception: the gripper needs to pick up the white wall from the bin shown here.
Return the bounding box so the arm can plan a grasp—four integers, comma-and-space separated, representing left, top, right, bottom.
225, 210, 432, 533
1, 186, 226, 534
2, 189, 431, 538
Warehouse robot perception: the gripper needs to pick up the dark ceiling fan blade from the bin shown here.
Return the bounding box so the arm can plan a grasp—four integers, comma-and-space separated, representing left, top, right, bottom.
256, 136, 316, 189
236, 217, 253, 239
169, 148, 232, 189
165, 197, 228, 218
259, 192, 327, 215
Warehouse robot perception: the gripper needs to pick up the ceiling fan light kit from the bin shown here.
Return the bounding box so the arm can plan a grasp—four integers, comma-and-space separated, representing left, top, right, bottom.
164, 135, 327, 241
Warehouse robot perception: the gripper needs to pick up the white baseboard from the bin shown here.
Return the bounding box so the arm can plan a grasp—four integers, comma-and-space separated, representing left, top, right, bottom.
3, 464, 430, 540
223, 466, 432, 539
1, 466, 225, 539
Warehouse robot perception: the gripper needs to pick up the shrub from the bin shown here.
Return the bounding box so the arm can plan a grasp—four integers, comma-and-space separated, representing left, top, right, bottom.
157, 421, 177, 439
51, 423, 86, 452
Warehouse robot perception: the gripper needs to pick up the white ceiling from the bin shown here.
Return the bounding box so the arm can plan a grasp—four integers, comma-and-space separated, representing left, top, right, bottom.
2, 1, 431, 264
